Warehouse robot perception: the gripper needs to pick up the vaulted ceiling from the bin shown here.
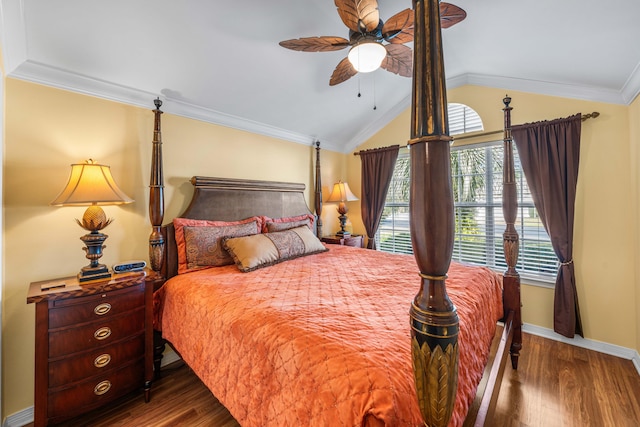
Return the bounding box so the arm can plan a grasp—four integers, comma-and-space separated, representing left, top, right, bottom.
2, 0, 639, 153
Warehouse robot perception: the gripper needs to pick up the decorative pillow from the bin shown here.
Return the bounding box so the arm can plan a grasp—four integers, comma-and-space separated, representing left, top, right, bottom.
174, 216, 262, 274
262, 213, 315, 233
224, 225, 328, 272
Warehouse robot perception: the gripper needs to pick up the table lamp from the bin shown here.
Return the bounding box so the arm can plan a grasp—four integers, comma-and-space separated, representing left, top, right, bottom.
326, 181, 358, 237
51, 159, 134, 283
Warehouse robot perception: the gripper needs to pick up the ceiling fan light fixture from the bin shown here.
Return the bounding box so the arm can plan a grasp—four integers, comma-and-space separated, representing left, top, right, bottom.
348, 41, 387, 73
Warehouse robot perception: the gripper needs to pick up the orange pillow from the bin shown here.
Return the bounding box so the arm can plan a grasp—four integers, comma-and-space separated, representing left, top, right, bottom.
262, 214, 315, 233
173, 216, 263, 274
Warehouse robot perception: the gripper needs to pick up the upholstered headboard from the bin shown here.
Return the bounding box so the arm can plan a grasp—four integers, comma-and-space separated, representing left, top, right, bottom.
160, 176, 314, 279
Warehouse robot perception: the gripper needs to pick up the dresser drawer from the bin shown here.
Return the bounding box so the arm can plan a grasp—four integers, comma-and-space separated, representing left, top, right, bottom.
49, 308, 145, 358
49, 335, 144, 388
47, 359, 144, 420
49, 285, 144, 329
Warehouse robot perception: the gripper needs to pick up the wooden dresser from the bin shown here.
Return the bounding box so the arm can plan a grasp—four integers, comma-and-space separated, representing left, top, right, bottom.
27, 270, 153, 426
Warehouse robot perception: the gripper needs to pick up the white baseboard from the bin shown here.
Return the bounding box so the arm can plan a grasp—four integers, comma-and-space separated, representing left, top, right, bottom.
160, 348, 182, 367
523, 323, 640, 376
2, 407, 32, 427
2, 350, 183, 427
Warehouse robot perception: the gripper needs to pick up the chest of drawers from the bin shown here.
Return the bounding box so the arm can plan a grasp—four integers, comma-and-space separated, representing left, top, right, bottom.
27, 271, 153, 426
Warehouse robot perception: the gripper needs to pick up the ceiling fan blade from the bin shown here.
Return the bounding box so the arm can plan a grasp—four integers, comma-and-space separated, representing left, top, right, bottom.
440, 2, 467, 29
279, 36, 350, 52
335, 0, 380, 33
380, 44, 412, 78
330, 57, 358, 86
382, 8, 414, 44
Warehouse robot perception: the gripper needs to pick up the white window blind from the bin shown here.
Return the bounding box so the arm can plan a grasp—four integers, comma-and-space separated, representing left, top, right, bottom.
376, 104, 559, 282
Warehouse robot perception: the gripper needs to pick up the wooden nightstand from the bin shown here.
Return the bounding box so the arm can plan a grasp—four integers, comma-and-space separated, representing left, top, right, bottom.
27, 270, 153, 427
321, 234, 364, 248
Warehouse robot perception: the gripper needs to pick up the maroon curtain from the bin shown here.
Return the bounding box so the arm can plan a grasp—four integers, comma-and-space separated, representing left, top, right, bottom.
512, 114, 583, 338
359, 145, 400, 249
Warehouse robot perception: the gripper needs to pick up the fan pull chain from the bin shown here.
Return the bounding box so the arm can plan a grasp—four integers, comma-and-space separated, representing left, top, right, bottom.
357, 75, 362, 98
373, 74, 377, 110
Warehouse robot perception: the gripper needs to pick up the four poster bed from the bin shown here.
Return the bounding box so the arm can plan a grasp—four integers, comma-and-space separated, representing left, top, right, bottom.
147, 1, 522, 426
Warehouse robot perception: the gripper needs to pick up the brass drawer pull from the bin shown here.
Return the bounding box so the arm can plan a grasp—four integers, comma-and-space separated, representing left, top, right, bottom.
94, 353, 111, 368
94, 380, 112, 396
94, 327, 112, 340
94, 303, 112, 316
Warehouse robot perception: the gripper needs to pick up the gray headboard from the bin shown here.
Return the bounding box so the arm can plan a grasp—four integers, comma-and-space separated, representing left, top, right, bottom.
160, 176, 314, 278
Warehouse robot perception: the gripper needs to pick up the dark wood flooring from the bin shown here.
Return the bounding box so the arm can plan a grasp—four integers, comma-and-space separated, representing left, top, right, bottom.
37, 333, 640, 427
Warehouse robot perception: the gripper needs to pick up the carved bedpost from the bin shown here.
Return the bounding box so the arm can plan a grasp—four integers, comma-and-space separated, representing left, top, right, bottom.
408, 1, 458, 426
149, 98, 167, 379
501, 96, 523, 368
314, 141, 323, 237
149, 98, 165, 274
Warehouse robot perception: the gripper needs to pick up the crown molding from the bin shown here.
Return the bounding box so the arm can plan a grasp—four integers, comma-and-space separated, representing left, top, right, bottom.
621, 60, 640, 104
450, 73, 632, 105
343, 94, 411, 154
0, 0, 28, 75
6, 60, 640, 156
8, 60, 347, 152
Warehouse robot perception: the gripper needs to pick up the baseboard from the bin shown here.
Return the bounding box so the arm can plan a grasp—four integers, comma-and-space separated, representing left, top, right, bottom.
3, 407, 32, 427
633, 352, 640, 375
3, 350, 183, 427
160, 348, 182, 367
523, 323, 640, 376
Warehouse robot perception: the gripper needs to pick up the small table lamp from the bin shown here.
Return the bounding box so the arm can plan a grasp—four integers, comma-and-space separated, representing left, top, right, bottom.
326, 181, 358, 237
51, 159, 134, 283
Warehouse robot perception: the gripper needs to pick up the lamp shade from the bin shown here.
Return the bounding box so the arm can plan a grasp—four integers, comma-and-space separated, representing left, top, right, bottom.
348, 41, 387, 73
327, 181, 358, 203
51, 160, 134, 206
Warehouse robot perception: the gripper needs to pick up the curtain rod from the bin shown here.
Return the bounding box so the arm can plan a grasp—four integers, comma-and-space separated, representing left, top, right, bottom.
353, 111, 600, 154
352, 144, 401, 156
451, 111, 600, 142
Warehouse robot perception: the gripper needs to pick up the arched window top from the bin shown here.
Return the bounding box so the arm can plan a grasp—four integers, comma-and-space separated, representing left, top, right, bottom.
448, 103, 483, 135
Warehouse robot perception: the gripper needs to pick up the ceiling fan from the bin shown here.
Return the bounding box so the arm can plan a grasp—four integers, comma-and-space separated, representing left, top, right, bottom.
279, 0, 466, 86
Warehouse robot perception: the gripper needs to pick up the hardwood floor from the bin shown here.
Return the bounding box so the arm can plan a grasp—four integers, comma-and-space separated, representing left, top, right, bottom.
492, 334, 640, 427
35, 333, 640, 427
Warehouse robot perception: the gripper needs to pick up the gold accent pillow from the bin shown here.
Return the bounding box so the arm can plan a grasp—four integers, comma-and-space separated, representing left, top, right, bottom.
224, 225, 328, 272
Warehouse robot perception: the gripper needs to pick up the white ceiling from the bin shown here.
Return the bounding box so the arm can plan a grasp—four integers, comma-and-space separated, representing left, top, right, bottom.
2, 0, 640, 153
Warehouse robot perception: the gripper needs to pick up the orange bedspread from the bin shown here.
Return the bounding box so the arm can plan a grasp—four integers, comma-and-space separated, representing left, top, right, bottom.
155, 245, 503, 426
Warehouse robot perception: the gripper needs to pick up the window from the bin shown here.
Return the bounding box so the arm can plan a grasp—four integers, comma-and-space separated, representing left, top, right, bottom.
450, 143, 558, 279
376, 104, 559, 283
448, 103, 484, 134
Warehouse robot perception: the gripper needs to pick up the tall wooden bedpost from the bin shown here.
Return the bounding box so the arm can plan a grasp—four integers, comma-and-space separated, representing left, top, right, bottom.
501, 96, 522, 368
314, 140, 323, 237
408, 0, 458, 426
149, 98, 167, 378
149, 98, 165, 275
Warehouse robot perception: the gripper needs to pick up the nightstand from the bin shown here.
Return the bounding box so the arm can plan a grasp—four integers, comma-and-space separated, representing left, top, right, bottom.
321, 234, 364, 248
27, 270, 153, 427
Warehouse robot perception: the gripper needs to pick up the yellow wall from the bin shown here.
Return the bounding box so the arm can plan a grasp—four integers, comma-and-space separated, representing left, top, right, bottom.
2, 79, 343, 419
630, 95, 640, 354
350, 86, 638, 352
